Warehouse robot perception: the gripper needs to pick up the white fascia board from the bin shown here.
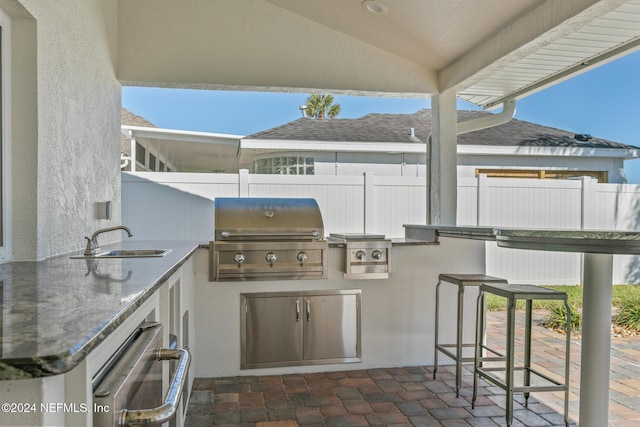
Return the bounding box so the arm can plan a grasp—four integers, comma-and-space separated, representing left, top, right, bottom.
240, 138, 427, 154
457, 144, 640, 159
123, 125, 244, 145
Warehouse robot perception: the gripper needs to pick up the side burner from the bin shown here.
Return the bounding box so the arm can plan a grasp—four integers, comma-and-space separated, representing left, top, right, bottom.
330, 233, 392, 280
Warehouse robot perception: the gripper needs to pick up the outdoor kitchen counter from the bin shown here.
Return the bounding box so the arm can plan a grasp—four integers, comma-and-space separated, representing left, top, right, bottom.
0, 240, 199, 380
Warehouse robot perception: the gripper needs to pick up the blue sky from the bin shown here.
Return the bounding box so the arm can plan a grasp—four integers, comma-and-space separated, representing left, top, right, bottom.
122, 50, 640, 181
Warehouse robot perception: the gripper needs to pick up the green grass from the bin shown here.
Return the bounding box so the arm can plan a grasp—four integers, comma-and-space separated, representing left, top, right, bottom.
485, 284, 640, 332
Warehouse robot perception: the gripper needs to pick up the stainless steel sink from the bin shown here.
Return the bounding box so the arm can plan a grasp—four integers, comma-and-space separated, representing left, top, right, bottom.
71, 249, 171, 259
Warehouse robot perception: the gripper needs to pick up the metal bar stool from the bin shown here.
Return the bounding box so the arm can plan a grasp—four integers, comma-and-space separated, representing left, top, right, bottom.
472, 283, 571, 427
433, 273, 508, 397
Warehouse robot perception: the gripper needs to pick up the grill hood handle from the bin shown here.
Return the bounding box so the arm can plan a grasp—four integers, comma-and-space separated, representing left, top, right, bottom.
219, 230, 320, 239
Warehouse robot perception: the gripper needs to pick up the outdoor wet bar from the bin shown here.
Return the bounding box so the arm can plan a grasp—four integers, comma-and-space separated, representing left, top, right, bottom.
405, 224, 640, 427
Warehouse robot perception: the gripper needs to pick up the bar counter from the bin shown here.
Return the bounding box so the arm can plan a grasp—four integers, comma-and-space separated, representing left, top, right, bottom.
405, 224, 640, 427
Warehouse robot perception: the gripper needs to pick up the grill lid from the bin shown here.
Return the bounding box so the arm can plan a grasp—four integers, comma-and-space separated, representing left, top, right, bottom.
214, 197, 325, 241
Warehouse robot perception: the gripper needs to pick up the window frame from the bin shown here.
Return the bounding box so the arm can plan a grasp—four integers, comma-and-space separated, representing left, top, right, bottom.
253, 155, 315, 175
475, 168, 608, 183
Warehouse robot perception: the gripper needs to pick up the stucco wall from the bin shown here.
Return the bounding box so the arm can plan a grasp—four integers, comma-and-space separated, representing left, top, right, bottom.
9, 0, 121, 260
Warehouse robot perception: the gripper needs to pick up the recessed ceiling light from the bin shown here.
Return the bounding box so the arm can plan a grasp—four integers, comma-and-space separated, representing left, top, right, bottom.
362, 0, 388, 15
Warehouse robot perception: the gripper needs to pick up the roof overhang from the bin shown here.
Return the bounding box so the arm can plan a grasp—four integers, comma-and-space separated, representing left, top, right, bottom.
123, 126, 243, 172
457, 144, 640, 159
238, 138, 428, 164
450, 1, 640, 108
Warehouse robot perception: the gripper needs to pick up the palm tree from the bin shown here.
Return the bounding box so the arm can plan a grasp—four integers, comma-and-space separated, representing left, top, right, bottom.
304, 94, 341, 118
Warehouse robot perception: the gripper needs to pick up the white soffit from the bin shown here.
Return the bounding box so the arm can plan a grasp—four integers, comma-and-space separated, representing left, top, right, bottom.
124, 126, 243, 172
459, 0, 640, 108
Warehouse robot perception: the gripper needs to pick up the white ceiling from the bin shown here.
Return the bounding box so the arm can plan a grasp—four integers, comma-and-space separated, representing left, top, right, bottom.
262, 0, 640, 107
264, 0, 541, 71
119, 0, 640, 108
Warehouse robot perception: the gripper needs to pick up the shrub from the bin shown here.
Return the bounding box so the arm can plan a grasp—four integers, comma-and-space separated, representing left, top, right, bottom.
614, 297, 640, 331
543, 303, 581, 334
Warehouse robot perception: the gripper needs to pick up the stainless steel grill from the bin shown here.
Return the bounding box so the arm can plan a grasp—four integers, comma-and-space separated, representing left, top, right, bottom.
209, 198, 328, 281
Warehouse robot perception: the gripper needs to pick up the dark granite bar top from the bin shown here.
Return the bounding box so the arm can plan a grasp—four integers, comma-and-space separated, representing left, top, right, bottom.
0, 241, 199, 380
403, 224, 497, 241
404, 224, 640, 254
495, 228, 640, 254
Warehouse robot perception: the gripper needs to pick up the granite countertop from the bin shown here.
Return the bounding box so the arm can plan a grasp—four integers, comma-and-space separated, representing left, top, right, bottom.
494, 228, 640, 254
403, 224, 497, 241
0, 240, 199, 380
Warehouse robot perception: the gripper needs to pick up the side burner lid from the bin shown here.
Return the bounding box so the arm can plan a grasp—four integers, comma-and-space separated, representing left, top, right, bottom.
329, 233, 387, 241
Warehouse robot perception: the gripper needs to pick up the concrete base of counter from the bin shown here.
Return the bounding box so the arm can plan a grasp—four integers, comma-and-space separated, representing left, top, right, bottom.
193, 237, 486, 377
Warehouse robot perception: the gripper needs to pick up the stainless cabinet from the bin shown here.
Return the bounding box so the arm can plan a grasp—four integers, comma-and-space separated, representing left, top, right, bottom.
241, 290, 361, 369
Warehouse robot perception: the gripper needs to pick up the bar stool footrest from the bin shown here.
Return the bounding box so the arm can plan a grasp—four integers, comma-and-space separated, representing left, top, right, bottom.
476, 366, 567, 393
435, 343, 476, 363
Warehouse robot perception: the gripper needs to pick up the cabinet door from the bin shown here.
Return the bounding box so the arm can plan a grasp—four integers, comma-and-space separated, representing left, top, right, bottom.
245, 296, 303, 366
303, 294, 359, 361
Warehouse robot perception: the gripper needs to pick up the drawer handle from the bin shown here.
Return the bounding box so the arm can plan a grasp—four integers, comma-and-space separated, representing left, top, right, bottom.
121, 347, 191, 426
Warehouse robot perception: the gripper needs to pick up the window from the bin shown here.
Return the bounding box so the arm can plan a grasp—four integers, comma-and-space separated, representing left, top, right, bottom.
149, 153, 156, 171
135, 144, 146, 168
253, 156, 314, 175
159, 161, 165, 172
476, 169, 608, 183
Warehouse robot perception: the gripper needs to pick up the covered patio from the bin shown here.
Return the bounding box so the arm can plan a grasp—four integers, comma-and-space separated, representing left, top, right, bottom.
116, 2, 640, 425
6, 1, 640, 426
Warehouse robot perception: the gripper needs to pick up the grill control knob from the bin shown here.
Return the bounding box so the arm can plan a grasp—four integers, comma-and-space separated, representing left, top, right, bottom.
355, 250, 367, 261
297, 252, 308, 264
233, 253, 246, 266
266, 252, 277, 265
372, 249, 383, 260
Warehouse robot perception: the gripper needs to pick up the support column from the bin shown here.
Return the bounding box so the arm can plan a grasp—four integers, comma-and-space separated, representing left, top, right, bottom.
580, 252, 613, 427
430, 94, 458, 225
130, 136, 137, 172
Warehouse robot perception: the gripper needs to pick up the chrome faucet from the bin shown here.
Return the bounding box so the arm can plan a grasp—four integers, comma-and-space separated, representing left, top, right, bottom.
84, 226, 133, 256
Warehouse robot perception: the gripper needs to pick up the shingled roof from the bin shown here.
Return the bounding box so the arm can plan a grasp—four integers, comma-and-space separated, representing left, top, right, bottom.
121, 108, 156, 156
244, 109, 637, 150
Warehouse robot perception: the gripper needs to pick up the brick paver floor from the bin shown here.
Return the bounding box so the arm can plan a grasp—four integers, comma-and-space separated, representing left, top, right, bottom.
185, 311, 640, 426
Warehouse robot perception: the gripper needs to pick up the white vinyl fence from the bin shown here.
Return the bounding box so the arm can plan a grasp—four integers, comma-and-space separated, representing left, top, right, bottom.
122, 171, 640, 285
122, 171, 426, 240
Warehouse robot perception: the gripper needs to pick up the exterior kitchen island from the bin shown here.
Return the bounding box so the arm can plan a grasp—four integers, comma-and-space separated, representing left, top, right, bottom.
406, 224, 640, 427
0, 235, 492, 426
194, 237, 485, 377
